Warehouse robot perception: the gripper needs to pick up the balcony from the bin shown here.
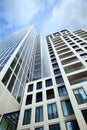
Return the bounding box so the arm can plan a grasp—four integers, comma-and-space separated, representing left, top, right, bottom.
64, 62, 85, 74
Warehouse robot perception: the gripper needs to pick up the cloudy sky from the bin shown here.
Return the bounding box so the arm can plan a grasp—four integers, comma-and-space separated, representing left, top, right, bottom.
0, 0, 87, 41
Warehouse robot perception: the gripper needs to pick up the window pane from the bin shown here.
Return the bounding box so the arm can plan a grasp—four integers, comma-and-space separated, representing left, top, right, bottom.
2, 68, 12, 85
46, 89, 55, 100
61, 99, 74, 116
23, 109, 31, 125
47, 103, 58, 119
58, 86, 67, 96
66, 120, 80, 130
82, 109, 87, 123
26, 95, 32, 105
37, 82, 42, 90
73, 88, 87, 104
46, 79, 53, 87
35, 127, 43, 130
35, 106, 43, 122
55, 76, 64, 84
36, 92, 42, 102
49, 124, 60, 130
28, 84, 33, 92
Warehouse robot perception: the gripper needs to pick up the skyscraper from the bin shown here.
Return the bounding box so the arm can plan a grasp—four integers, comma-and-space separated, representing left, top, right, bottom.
0, 27, 87, 130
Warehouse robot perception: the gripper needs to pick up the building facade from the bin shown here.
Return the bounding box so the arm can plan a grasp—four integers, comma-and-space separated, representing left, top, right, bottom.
0, 28, 87, 130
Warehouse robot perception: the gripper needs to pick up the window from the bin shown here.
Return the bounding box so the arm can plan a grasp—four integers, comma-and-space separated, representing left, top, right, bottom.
36, 92, 42, 102
47, 103, 58, 119
28, 84, 33, 92
54, 69, 61, 75
2, 68, 12, 85
10, 57, 17, 69
66, 120, 80, 130
73, 88, 87, 104
35, 106, 43, 122
61, 99, 74, 116
46, 79, 53, 87
51, 58, 57, 63
26, 95, 32, 105
37, 82, 42, 90
14, 63, 20, 75
81, 53, 87, 59
7, 74, 16, 92
46, 89, 55, 100
52, 63, 58, 68
81, 109, 87, 123
23, 109, 31, 125
76, 49, 83, 53
55, 76, 64, 84
49, 124, 60, 130
58, 86, 67, 96
35, 127, 43, 130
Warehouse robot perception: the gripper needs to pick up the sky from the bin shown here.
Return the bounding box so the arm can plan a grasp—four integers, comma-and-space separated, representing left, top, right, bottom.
0, 0, 87, 41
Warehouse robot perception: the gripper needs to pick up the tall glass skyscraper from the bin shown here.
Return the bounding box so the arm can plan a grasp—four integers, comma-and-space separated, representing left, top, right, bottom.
0, 27, 87, 130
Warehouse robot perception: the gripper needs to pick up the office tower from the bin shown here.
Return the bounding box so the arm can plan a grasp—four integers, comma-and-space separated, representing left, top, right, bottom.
17, 29, 87, 130
0, 28, 87, 130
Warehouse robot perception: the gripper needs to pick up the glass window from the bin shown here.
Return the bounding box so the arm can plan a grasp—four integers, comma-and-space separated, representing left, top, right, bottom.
51, 58, 57, 63
46, 79, 53, 87
37, 82, 42, 90
61, 99, 74, 116
2, 68, 12, 85
52, 63, 58, 68
49, 124, 60, 130
58, 86, 67, 96
54, 69, 61, 75
81, 109, 87, 123
73, 88, 87, 104
28, 84, 33, 92
46, 89, 55, 100
7, 74, 16, 92
47, 103, 58, 119
35, 127, 43, 130
14, 63, 20, 75
10, 57, 17, 69
26, 95, 32, 105
36, 92, 42, 102
55, 76, 64, 84
66, 120, 80, 130
35, 106, 43, 122
23, 109, 31, 125
12, 80, 20, 98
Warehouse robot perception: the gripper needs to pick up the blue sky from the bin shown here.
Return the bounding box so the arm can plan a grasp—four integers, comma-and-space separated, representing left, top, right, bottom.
0, 0, 87, 41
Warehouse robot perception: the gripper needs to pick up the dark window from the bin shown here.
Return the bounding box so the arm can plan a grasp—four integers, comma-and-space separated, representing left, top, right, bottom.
66, 120, 80, 130
26, 95, 32, 105
81, 53, 87, 59
47, 103, 58, 119
73, 88, 87, 104
35, 106, 43, 122
14, 63, 20, 75
7, 74, 16, 92
46, 89, 55, 100
55, 76, 64, 84
54, 69, 61, 75
10, 58, 17, 69
61, 99, 74, 116
46, 79, 53, 87
23, 109, 31, 125
35, 127, 43, 130
58, 86, 67, 96
49, 124, 60, 130
36, 92, 42, 102
51, 58, 57, 63
52, 63, 58, 68
37, 82, 42, 90
2, 68, 12, 85
28, 84, 33, 92
81, 109, 87, 123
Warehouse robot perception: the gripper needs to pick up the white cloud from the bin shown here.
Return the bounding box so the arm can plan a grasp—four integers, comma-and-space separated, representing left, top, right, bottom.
42, 0, 87, 34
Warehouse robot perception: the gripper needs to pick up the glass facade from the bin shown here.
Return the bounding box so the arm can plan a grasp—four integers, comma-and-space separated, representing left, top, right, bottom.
66, 120, 80, 130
